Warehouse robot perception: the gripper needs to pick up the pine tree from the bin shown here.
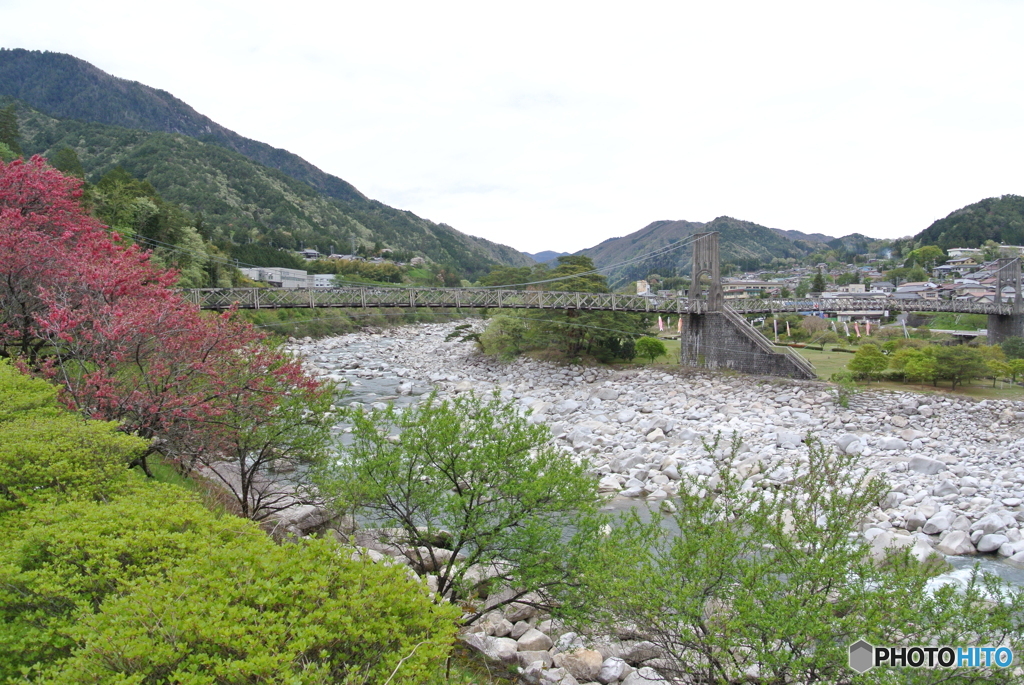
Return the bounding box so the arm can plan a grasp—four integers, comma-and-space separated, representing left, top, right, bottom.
811, 268, 827, 293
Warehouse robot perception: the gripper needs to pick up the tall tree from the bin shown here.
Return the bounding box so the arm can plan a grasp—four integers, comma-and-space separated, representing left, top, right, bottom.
0, 104, 20, 157
50, 146, 84, 178
811, 269, 827, 293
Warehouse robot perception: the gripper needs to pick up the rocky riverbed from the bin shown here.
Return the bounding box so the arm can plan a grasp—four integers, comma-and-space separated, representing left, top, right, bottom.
285, 321, 1024, 684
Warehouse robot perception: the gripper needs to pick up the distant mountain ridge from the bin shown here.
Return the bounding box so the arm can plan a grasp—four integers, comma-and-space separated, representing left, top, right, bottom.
0, 49, 533, 275
580, 217, 812, 284
772, 228, 835, 244
524, 250, 570, 264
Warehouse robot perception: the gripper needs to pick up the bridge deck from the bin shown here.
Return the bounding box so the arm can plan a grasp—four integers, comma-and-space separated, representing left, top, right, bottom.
183, 288, 1015, 316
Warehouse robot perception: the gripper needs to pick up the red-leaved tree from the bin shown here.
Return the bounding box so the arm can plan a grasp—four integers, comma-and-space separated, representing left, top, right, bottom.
0, 157, 332, 515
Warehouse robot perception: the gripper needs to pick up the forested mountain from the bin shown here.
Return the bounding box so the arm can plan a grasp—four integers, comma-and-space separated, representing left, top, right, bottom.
913, 195, 1024, 249
580, 217, 815, 284
524, 250, 570, 264
0, 50, 532, 277
772, 228, 835, 244
0, 48, 365, 202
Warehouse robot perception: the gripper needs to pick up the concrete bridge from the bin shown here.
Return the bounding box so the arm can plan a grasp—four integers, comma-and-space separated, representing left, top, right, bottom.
183, 234, 1024, 380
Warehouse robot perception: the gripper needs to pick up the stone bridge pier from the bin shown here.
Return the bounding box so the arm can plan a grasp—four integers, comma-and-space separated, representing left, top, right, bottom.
988, 257, 1024, 345
680, 233, 816, 380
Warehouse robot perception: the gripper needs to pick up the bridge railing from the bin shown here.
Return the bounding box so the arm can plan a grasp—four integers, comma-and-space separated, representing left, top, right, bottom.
181, 288, 1016, 317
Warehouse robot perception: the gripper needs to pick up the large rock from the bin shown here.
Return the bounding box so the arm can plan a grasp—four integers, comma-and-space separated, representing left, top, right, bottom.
616, 409, 638, 423
517, 650, 554, 669
272, 504, 333, 534
540, 667, 579, 685
978, 534, 1010, 553
908, 456, 945, 475
598, 657, 628, 684
905, 511, 926, 532
518, 628, 554, 652
776, 431, 802, 449
936, 530, 977, 556
835, 433, 862, 454
596, 388, 620, 401
922, 509, 956, 535
870, 531, 915, 562
511, 620, 532, 639
460, 633, 520, 663
646, 428, 667, 443
972, 514, 1008, 535
878, 437, 908, 451
554, 649, 604, 682
622, 667, 670, 685
553, 400, 580, 415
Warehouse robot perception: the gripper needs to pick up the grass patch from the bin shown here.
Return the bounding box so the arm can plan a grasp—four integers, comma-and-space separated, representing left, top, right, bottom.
140, 459, 239, 516
787, 346, 854, 380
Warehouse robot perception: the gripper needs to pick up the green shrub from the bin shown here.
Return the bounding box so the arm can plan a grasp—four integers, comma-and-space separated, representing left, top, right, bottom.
0, 359, 60, 422
479, 315, 527, 361
319, 392, 602, 621
41, 536, 458, 685
0, 412, 144, 515
635, 336, 668, 363
880, 368, 907, 382
0, 483, 260, 679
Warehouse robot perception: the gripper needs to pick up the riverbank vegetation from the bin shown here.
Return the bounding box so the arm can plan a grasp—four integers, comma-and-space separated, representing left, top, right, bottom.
0, 361, 459, 682
476, 256, 654, 363
556, 436, 1024, 684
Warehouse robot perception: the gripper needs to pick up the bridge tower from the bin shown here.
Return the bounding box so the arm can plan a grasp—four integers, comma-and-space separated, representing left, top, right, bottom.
988, 257, 1024, 344
678, 232, 815, 379
686, 232, 724, 312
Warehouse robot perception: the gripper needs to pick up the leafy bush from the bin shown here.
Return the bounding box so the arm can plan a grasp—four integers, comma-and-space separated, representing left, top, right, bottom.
879, 368, 907, 382
479, 314, 528, 361
0, 483, 259, 677
0, 359, 60, 421
0, 412, 142, 515
635, 336, 668, 363
619, 336, 637, 361
318, 392, 601, 621
39, 536, 458, 685
0, 362, 144, 514
847, 343, 888, 380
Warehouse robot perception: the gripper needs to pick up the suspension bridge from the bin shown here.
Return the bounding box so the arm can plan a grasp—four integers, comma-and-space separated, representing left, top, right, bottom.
182, 234, 1024, 380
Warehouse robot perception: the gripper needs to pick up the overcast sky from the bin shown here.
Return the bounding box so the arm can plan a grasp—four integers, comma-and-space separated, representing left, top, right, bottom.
3, 0, 1023, 253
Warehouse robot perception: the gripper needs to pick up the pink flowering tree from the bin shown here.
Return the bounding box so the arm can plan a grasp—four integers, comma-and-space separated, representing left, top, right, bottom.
0, 157, 333, 513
